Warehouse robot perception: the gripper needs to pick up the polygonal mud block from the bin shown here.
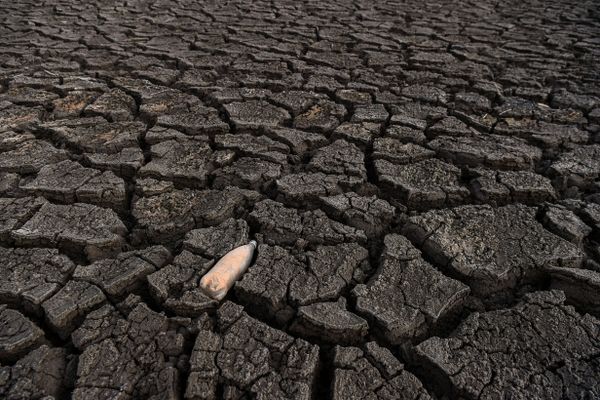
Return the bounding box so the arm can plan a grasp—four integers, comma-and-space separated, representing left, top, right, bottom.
139, 138, 214, 188
402, 204, 585, 296
224, 100, 290, 130
52, 91, 100, 119
542, 204, 592, 245
72, 302, 185, 400
132, 187, 252, 244
0, 345, 67, 399
0, 140, 69, 174
186, 302, 319, 400
183, 218, 250, 259
332, 122, 381, 147
12, 202, 127, 261
353, 234, 469, 343
73, 246, 171, 298
0, 130, 35, 152
269, 90, 324, 116
276, 172, 363, 208
549, 267, 600, 315
428, 134, 542, 170
294, 100, 347, 133
412, 291, 600, 400
147, 250, 217, 316
236, 242, 369, 325
427, 116, 474, 137
332, 342, 431, 400
84, 88, 136, 121
375, 158, 469, 210
214, 133, 289, 164
320, 192, 395, 238
0, 104, 44, 130
0, 196, 46, 242
211, 157, 282, 191
264, 127, 328, 155
351, 103, 389, 123
494, 119, 588, 151
469, 169, 555, 205
156, 104, 229, 136
84, 146, 145, 178
290, 298, 368, 345
373, 138, 435, 164
42, 280, 106, 339
549, 145, 600, 191
0, 86, 59, 106
308, 139, 366, 179
20, 160, 127, 209
0, 247, 75, 312
249, 199, 367, 246
0, 306, 45, 362
41, 118, 144, 154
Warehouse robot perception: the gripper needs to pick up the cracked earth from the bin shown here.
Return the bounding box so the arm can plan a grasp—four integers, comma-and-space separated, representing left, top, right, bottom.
0, 0, 599, 399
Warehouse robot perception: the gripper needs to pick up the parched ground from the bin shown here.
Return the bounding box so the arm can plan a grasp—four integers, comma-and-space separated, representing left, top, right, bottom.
0, 0, 600, 399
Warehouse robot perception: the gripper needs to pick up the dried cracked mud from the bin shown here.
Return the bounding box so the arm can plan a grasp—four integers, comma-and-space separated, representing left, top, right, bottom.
0, 0, 599, 399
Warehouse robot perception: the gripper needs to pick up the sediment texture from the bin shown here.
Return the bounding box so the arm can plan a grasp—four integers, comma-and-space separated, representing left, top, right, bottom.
0, 0, 599, 399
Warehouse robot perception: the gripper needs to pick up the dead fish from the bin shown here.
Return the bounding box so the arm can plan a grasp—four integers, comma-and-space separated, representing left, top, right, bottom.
199, 240, 257, 300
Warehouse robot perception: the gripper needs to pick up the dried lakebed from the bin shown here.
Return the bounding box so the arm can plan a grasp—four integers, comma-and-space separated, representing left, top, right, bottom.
0, 0, 600, 399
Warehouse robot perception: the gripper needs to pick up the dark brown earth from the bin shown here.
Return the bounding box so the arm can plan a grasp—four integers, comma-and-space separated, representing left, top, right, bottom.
1, 0, 600, 399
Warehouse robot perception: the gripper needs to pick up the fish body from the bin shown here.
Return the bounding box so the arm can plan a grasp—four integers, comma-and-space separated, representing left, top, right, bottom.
199, 240, 257, 300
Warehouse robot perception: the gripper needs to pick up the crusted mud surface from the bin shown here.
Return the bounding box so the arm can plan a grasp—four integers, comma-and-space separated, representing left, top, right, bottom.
0, 0, 600, 399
